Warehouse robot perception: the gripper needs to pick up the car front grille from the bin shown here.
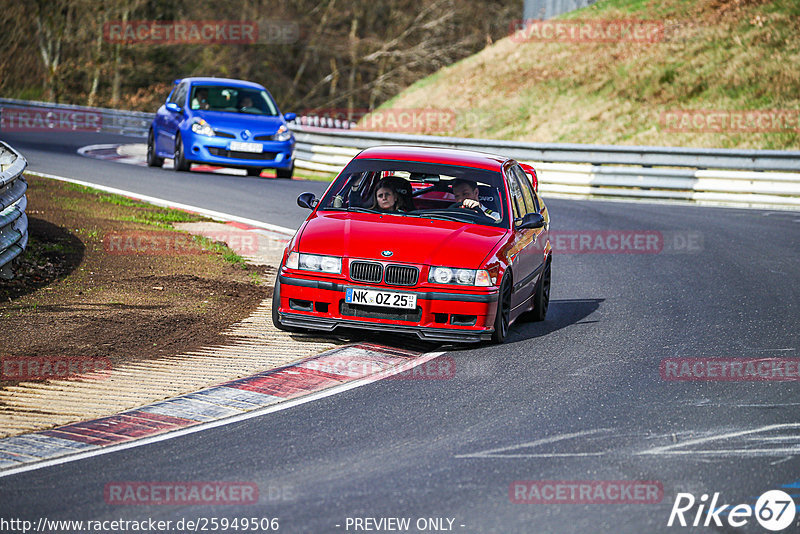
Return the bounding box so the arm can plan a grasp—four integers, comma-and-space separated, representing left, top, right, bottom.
213, 131, 235, 138
349, 261, 383, 283
253, 134, 275, 141
207, 147, 278, 160
385, 265, 418, 286
349, 261, 420, 286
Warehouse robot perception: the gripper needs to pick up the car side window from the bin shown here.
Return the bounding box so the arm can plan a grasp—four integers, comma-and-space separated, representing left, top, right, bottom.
506, 167, 524, 222
170, 83, 187, 106
513, 165, 538, 214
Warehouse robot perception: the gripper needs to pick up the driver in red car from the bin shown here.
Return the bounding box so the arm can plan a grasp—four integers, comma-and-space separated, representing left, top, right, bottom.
452, 179, 500, 221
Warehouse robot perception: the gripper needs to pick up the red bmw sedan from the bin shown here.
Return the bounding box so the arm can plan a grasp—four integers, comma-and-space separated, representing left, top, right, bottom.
272, 145, 551, 343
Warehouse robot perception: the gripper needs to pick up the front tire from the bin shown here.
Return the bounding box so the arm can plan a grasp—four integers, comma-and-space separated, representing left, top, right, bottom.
491, 273, 512, 344
173, 133, 190, 172
276, 162, 294, 179
146, 129, 163, 167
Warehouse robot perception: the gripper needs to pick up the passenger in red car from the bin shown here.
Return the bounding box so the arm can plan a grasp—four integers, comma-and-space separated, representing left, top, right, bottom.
370, 178, 410, 212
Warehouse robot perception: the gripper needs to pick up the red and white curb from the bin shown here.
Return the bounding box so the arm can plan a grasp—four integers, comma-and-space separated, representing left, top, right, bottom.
0, 343, 444, 477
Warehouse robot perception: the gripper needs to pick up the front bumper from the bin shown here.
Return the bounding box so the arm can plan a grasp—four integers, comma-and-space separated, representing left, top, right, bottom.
185, 131, 294, 169
277, 274, 499, 343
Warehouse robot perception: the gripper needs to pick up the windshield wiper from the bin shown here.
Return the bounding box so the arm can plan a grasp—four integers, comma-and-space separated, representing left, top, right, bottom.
321, 206, 379, 214
414, 212, 476, 223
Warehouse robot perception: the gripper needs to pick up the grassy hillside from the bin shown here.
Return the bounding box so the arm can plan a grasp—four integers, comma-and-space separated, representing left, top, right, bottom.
379, 0, 799, 149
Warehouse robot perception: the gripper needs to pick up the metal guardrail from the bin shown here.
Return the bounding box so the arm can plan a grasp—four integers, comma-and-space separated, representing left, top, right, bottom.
292, 127, 800, 172
2, 98, 799, 209
0, 141, 28, 279
0, 97, 152, 137
291, 127, 800, 210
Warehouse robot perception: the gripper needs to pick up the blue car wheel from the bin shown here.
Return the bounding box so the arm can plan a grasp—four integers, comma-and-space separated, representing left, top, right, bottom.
173, 133, 190, 172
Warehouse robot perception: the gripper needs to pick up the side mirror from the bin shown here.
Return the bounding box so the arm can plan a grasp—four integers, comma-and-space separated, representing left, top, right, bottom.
284, 112, 297, 122
165, 102, 182, 114
297, 192, 317, 209
517, 212, 545, 230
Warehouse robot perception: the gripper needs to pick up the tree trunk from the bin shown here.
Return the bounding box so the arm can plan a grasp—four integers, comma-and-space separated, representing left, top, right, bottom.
111, 4, 129, 106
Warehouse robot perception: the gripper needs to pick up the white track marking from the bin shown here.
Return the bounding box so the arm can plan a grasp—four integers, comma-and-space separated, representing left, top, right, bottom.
454, 429, 611, 459
455, 425, 800, 460
638, 423, 800, 457
0, 351, 445, 479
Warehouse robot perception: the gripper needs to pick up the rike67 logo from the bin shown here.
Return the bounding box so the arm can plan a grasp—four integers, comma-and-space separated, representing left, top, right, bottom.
668, 490, 796, 531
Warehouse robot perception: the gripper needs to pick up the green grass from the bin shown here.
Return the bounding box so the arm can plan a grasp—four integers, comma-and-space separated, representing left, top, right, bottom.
65, 184, 161, 208
192, 235, 248, 268
292, 169, 338, 182
55, 178, 254, 270
118, 208, 203, 228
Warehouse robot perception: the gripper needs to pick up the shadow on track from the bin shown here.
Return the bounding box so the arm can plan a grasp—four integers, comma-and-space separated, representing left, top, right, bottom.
510, 298, 604, 342
283, 298, 604, 353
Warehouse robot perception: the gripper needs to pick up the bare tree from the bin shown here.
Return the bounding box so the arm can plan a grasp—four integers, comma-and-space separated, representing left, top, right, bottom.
33, 0, 75, 102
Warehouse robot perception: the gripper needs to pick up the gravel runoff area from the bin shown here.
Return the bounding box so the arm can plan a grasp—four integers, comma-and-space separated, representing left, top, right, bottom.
0, 176, 339, 438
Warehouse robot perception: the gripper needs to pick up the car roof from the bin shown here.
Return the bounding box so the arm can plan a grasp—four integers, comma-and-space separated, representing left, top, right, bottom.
179, 77, 266, 90
354, 145, 510, 172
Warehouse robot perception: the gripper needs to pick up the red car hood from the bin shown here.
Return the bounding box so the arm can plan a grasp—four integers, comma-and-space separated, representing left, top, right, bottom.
297, 212, 507, 268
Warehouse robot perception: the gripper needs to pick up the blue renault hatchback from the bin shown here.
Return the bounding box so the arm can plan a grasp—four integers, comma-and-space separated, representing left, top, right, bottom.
147, 77, 296, 178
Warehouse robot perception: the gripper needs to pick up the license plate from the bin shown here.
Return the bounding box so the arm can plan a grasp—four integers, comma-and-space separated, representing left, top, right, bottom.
229, 141, 262, 153
345, 288, 417, 309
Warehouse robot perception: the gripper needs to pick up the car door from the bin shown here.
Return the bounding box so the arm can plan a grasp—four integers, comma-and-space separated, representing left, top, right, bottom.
504, 163, 538, 313
512, 165, 547, 310
161, 82, 188, 154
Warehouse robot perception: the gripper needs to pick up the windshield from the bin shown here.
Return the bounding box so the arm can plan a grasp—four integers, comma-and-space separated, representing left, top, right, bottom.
190, 85, 279, 116
318, 159, 508, 227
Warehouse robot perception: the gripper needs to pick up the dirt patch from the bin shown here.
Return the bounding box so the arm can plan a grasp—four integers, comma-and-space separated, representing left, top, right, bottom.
0, 176, 270, 386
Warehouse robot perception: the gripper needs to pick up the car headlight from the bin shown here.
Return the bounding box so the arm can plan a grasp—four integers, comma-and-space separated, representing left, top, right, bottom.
286, 252, 341, 274
273, 125, 292, 142
191, 119, 215, 137
428, 267, 492, 286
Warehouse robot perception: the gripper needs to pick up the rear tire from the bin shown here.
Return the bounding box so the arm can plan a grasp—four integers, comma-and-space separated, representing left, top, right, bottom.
491, 273, 512, 344
146, 129, 163, 167
276, 162, 294, 179
247, 168, 263, 177
173, 133, 190, 172
529, 259, 551, 322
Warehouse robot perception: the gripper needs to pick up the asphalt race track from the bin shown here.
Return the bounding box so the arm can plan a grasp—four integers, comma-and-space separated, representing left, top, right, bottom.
2, 130, 799, 533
